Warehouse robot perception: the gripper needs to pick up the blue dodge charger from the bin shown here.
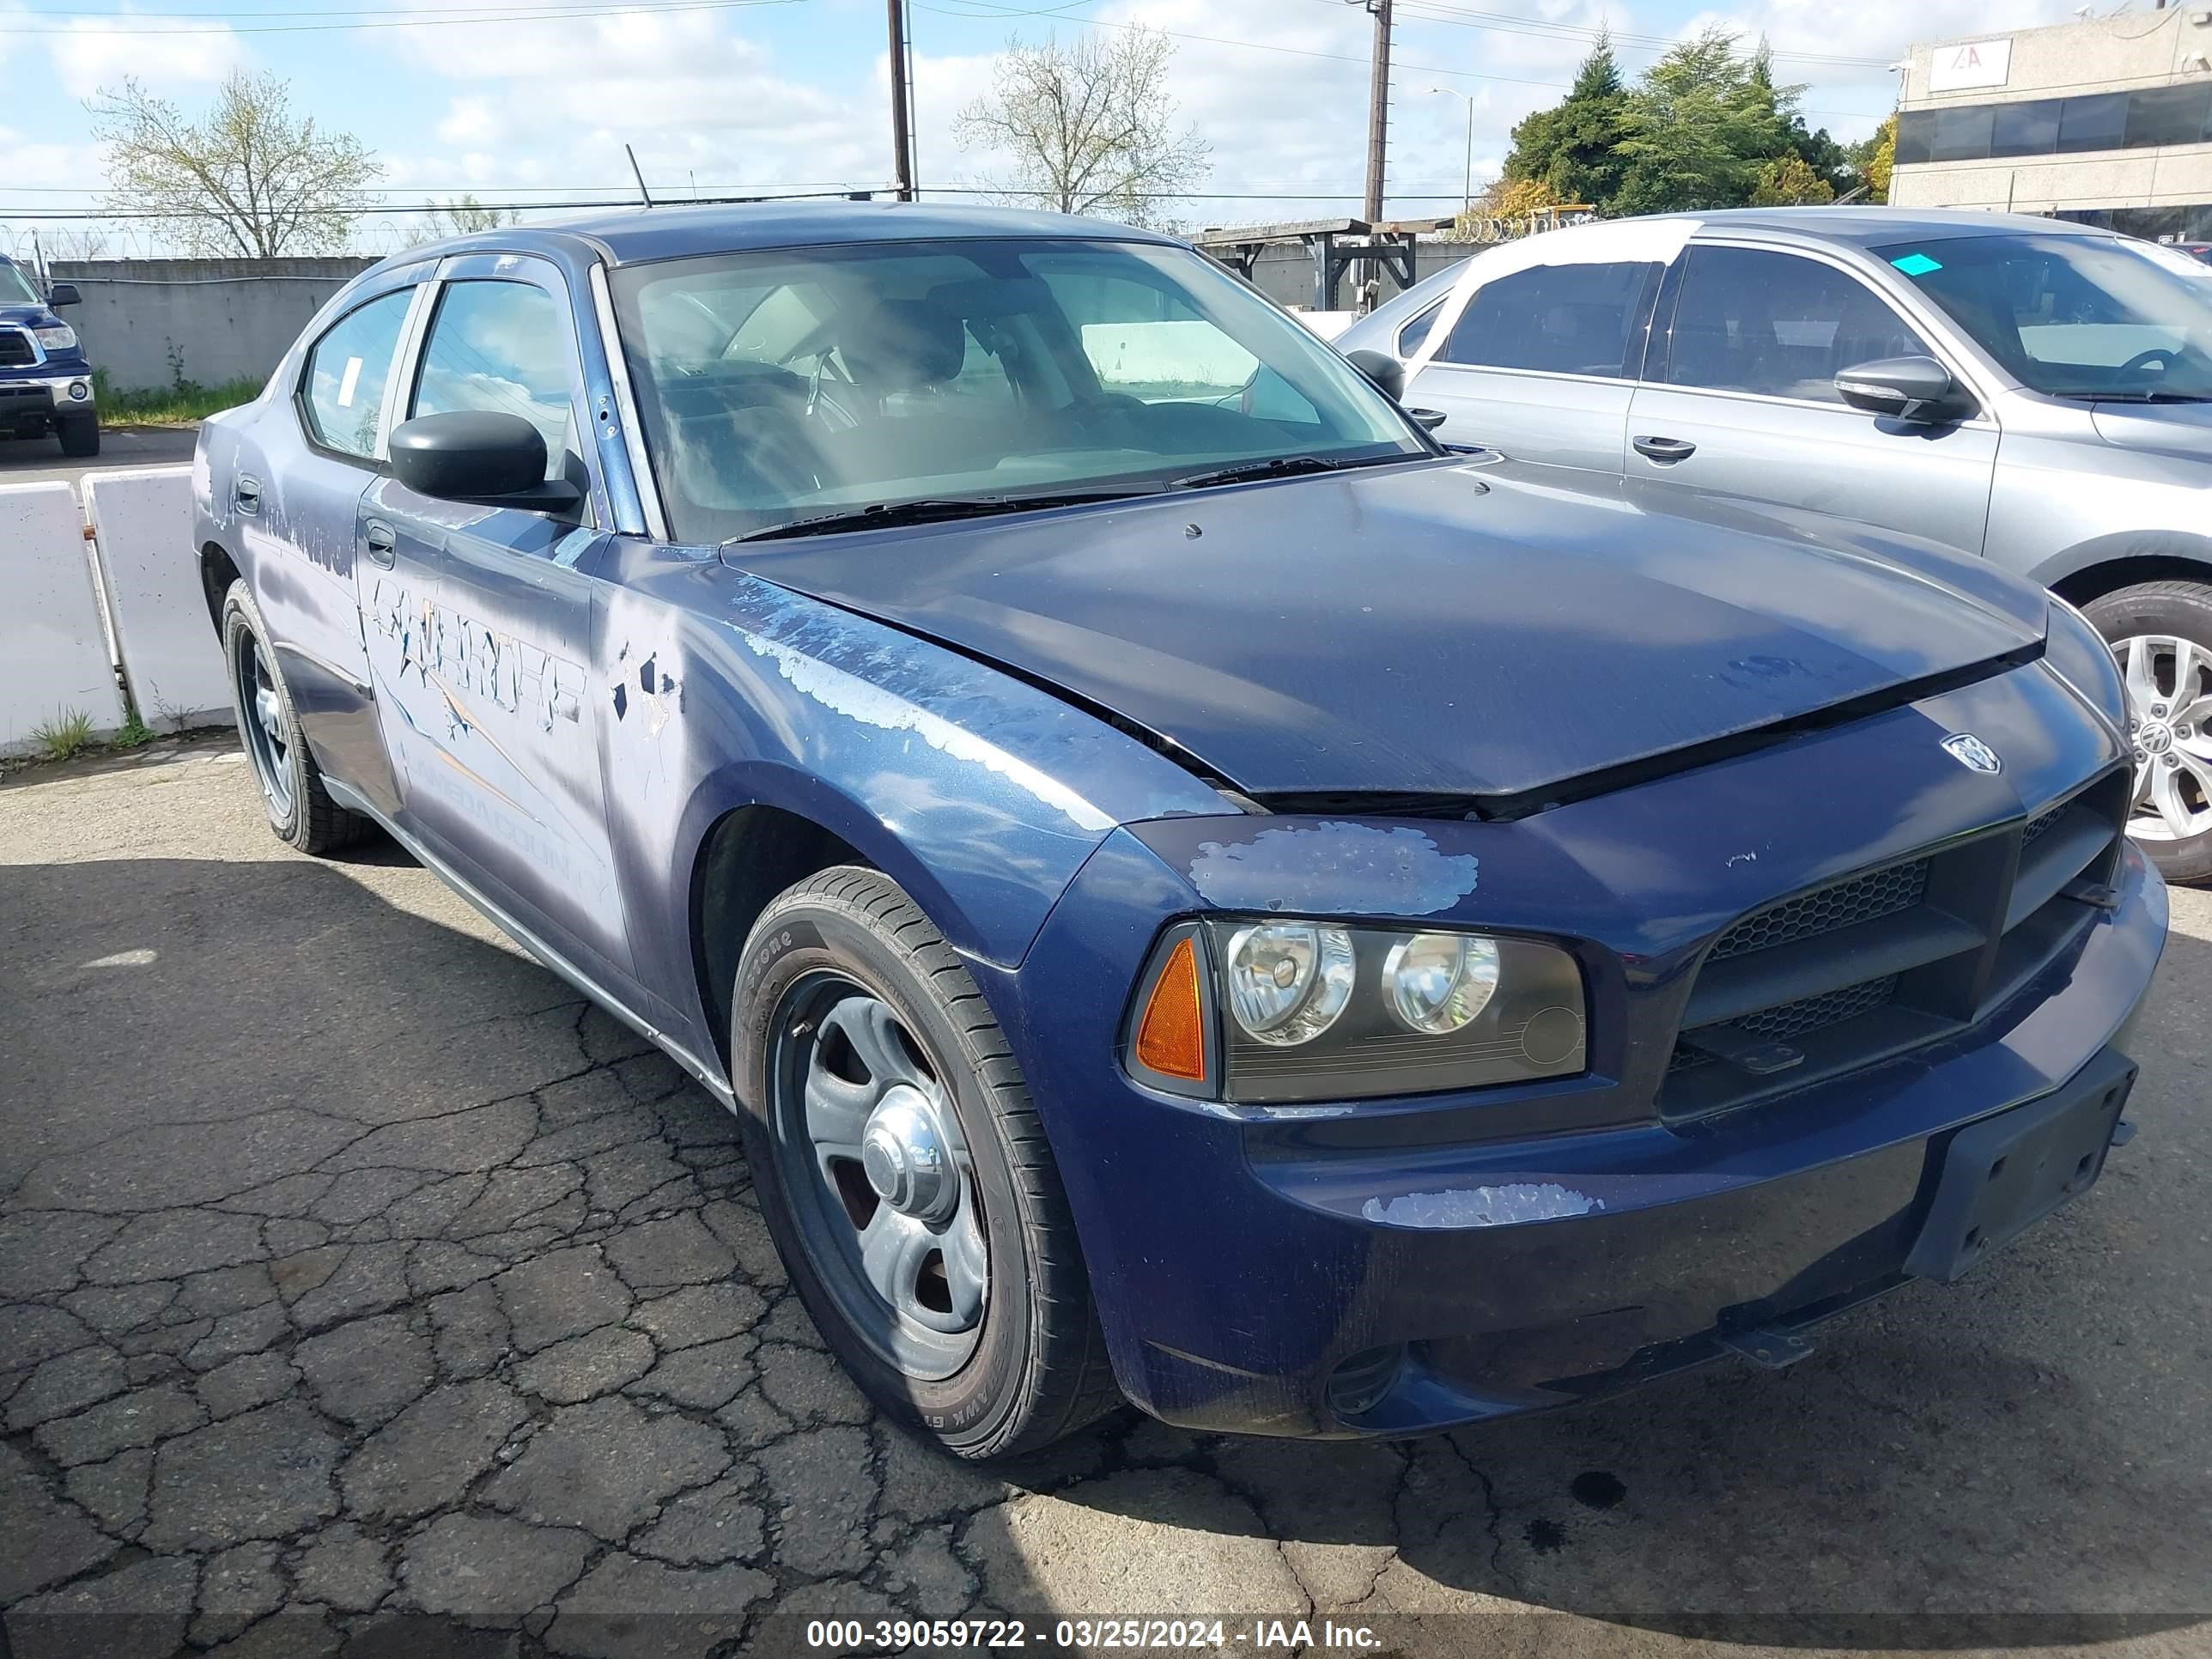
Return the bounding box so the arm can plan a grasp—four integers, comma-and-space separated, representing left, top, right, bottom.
193, 202, 2166, 1457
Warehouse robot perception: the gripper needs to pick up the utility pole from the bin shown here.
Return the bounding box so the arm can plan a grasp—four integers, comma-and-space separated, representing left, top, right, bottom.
887, 0, 915, 200
1361, 0, 1392, 226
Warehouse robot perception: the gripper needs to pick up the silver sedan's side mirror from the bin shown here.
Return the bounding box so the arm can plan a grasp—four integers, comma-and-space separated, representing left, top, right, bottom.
1835, 356, 1970, 423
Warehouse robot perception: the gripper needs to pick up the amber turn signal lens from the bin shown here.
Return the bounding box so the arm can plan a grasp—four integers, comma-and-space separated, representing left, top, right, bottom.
1134, 936, 1207, 1081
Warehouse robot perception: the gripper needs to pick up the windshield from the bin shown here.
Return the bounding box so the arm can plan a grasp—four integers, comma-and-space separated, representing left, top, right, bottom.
0, 263, 40, 307
610, 237, 1429, 543
1877, 232, 2212, 400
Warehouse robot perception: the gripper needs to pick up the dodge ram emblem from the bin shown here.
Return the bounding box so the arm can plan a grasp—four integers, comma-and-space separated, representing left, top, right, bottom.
1942, 733, 2002, 775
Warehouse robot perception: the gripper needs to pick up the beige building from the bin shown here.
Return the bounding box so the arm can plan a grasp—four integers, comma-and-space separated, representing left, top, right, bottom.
1893, 7, 2212, 241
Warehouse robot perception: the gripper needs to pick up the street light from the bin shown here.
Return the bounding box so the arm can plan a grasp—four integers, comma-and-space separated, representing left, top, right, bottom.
1427, 87, 1475, 216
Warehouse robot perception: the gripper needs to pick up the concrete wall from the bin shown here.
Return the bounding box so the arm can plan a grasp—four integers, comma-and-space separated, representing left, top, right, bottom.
52, 258, 375, 395
82, 467, 227, 726
0, 482, 126, 757
1894, 9, 2212, 221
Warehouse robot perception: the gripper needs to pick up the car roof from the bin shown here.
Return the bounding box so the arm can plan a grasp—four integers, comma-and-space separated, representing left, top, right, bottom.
404, 198, 1182, 270
1668, 206, 2126, 249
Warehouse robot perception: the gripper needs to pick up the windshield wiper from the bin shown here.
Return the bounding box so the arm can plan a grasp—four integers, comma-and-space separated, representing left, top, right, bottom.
729, 487, 1161, 544
1171, 452, 1419, 491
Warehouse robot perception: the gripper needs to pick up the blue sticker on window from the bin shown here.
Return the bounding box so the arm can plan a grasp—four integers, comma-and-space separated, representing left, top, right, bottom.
1891, 252, 1943, 276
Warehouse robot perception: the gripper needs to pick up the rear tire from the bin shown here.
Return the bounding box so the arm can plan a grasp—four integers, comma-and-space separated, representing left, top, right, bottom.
2082, 581, 2212, 884
732, 866, 1121, 1459
58, 416, 98, 459
220, 579, 368, 855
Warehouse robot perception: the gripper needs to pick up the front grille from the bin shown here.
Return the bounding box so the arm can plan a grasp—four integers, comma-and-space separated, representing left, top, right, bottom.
1736, 975, 1900, 1042
1663, 775, 2130, 1120
0, 330, 35, 368
1709, 860, 1927, 960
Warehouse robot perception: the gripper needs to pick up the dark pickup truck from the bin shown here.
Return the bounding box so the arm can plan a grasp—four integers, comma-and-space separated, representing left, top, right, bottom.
0, 253, 97, 457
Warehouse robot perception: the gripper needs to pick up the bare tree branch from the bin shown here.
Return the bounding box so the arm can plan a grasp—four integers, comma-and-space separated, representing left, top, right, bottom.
88, 71, 381, 257
952, 28, 1210, 229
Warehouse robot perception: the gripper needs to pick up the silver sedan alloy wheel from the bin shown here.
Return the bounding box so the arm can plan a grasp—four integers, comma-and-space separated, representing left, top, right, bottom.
2115, 633, 2212, 842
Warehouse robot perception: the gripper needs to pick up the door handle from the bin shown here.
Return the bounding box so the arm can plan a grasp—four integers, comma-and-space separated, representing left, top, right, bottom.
1632, 434, 1698, 464
362, 520, 397, 568
234, 476, 261, 515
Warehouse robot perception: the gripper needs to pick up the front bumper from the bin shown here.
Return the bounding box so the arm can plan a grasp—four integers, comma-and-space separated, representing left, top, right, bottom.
0, 370, 94, 430
990, 661, 2168, 1438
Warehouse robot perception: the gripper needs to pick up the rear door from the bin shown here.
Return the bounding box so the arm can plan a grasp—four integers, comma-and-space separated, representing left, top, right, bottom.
1626, 242, 2000, 554
358, 253, 633, 981
1401, 258, 1659, 479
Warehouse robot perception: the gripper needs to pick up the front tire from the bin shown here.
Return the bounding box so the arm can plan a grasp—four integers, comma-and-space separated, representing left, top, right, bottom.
2083, 581, 2212, 884
732, 866, 1121, 1459
58, 416, 99, 459
220, 580, 367, 854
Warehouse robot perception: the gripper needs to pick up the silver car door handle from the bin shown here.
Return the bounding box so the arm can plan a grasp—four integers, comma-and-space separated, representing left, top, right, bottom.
362, 520, 397, 568
1632, 434, 1698, 464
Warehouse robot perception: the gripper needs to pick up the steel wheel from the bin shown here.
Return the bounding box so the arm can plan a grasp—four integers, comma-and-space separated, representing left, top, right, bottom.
768, 971, 988, 1381
2116, 633, 2212, 843
235, 635, 295, 819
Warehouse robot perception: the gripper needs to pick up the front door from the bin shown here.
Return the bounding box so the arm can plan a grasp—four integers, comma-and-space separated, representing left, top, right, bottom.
260, 276, 426, 816
356, 256, 633, 981
1626, 243, 2000, 556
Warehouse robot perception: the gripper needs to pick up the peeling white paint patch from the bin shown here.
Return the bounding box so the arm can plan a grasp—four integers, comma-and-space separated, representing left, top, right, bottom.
744, 634, 1115, 834
1188, 821, 1479, 916
1361, 1183, 1602, 1228
1727, 850, 1758, 866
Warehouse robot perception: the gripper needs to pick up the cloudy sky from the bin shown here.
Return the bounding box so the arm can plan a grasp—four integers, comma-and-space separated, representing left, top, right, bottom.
1, 0, 2087, 258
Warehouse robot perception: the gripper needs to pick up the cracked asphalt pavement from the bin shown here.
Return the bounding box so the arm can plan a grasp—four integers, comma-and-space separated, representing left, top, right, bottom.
3, 736, 2209, 1658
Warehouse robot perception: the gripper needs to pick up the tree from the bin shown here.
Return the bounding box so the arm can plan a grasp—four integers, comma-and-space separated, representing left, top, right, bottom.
1502, 36, 1632, 209
1750, 152, 1836, 206
423, 195, 520, 239
1605, 29, 1850, 216
1849, 114, 1898, 203
954, 28, 1210, 228
89, 71, 380, 257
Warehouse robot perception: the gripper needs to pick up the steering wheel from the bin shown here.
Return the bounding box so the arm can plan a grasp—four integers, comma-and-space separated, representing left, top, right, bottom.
2119, 347, 2180, 378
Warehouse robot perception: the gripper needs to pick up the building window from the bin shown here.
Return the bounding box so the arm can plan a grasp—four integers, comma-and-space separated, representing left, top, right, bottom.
1899, 82, 2212, 166
2057, 93, 2130, 154
2125, 81, 2212, 149
1991, 99, 2061, 156
1932, 106, 1996, 161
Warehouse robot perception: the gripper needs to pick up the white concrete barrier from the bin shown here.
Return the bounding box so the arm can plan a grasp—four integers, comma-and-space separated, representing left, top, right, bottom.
82, 465, 229, 728
0, 480, 127, 757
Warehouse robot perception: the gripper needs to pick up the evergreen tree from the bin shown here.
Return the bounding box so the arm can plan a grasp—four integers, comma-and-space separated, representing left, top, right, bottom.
1501, 35, 1631, 208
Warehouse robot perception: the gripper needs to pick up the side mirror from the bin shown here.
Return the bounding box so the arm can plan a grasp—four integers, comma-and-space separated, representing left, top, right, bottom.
388, 411, 580, 512
1343, 347, 1407, 404
1834, 355, 1967, 422
46, 282, 81, 308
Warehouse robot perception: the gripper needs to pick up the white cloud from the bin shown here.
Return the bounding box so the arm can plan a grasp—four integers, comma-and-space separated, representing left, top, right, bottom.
44, 14, 243, 100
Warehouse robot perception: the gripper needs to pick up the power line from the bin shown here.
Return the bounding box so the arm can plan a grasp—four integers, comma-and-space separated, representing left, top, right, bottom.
0, 0, 796, 33
1395, 0, 1892, 70
908, 0, 1888, 120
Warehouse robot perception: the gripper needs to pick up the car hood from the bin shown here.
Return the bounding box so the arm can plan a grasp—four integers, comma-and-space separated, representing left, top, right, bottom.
2089, 398, 2212, 461
723, 461, 2047, 804
0, 304, 62, 330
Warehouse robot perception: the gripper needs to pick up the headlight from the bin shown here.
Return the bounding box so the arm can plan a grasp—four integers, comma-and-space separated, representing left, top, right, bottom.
2045, 595, 2127, 734
1127, 917, 1586, 1104
1222, 921, 1355, 1044
32, 324, 77, 352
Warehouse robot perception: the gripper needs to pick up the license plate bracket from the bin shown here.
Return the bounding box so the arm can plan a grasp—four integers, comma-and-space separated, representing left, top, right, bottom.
1904, 1049, 2136, 1285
